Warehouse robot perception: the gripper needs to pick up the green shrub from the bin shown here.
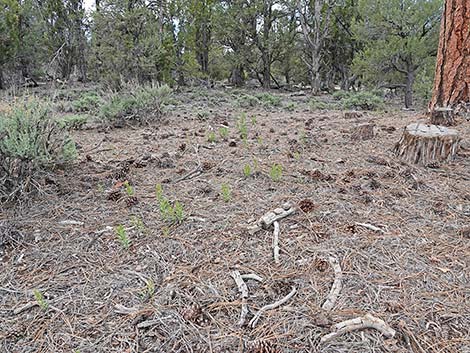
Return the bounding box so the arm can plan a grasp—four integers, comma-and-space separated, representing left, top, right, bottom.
340, 91, 384, 110
58, 114, 88, 130
235, 93, 260, 108
72, 92, 103, 112
99, 84, 172, 125
0, 99, 76, 200
256, 92, 281, 107
309, 98, 329, 110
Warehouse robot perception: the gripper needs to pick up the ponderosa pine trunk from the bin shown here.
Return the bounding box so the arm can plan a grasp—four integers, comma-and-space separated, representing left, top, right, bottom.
429, 0, 470, 113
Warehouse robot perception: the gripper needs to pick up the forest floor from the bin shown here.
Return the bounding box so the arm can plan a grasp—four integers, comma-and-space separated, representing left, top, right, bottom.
1, 87, 469, 353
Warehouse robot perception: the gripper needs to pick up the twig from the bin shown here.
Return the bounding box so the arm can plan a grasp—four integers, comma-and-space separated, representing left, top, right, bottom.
355, 222, 386, 234
13, 301, 38, 315
114, 304, 141, 315
273, 221, 280, 264
248, 203, 295, 234
322, 256, 343, 311
320, 313, 396, 343
249, 287, 297, 328
240, 274, 263, 282
230, 270, 249, 326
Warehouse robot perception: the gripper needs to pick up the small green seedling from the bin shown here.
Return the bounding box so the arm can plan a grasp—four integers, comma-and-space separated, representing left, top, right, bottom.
237, 113, 248, 140
219, 126, 229, 140
243, 164, 252, 178
173, 201, 185, 223
257, 136, 263, 145
116, 225, 130, 249
123, 181, 134, 196
251, 115, 257, 126
270, 163, 283, 182
156, 183, 163, 200
293, 152, 301, 160
220, 183, 231, 202
299, 130, 307, 145
207, 131, 217, 143
33, 289, 48, 311
144, 278, 155, 298
130, 215, 146, 234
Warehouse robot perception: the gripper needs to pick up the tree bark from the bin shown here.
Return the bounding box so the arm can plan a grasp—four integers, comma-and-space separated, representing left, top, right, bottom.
0, 67, 4, 90
404, 70, 415, 109
230, 66, 244, 87
429, 0, 470, 112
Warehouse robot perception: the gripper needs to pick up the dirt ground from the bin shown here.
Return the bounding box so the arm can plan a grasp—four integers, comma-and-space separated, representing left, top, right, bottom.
1, 88, 469, 353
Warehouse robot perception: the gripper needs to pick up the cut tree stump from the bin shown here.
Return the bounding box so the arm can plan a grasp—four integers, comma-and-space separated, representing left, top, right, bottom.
394, 123, 460, 165
430, 107, 455, 126
351, 123, 375, 141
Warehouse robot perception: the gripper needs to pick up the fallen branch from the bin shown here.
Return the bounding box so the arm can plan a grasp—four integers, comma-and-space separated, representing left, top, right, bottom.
114, 304, 141, 315
355, 222, 386, 234
13, 301, 38, 315
273, 221, 280, 264
320, 314, 396, 343
248, 203, 295, 234
322, 256, 343, 311
231, 270, 249, 326
249, 287, 297, 328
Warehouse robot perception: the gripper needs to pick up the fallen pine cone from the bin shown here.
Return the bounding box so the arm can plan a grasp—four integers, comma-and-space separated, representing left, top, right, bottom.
246, 340, 281, 353
181, 304, 210, 326
125, 196, 139, 207
299, 199, 315, 213
107, 189, 123, 201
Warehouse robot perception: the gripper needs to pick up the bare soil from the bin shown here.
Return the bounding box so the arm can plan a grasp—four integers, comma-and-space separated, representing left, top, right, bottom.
1, 88, 469, 353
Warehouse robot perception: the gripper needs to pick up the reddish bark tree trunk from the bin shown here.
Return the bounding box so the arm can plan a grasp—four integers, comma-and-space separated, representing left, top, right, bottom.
429, 0, 470, 116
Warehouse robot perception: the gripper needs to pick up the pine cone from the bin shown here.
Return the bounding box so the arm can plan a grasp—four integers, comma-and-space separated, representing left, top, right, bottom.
246, 340, 281, 353
125, 196, 139, 207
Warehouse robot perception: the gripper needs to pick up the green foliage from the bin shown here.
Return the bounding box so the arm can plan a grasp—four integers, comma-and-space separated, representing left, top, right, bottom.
207, 131, 217, 143
0, 99, 76, 199
116, 225, 131, 249
255, 93, 281, 107
269, 163, 283, 182
130, 215, 147, 234
219, 126, 229, 140
353, 0, 441, 106
237, 113, 248, 140
33, 289, 48, 311
155, 184, 185, 224
235, 93, 261, 108
220, 183, 231, 202
243, 164, 252, 178
72, 92, 103, 113
99, 84, 171, 125
339, 91, 384, 110
58, 114, 88, 130
144, 278, 155, 298
309, 98, 329, 111
123, 181, 134, 196
284, 101, 297, 111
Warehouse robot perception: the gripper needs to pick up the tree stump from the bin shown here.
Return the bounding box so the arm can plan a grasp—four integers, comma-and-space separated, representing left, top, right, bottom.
430, 107, 455, 126
351, 123, 375, 141
394, 123, 460, 165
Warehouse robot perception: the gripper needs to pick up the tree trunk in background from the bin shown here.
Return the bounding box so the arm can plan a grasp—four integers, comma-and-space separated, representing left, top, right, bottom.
404, 70, 415, 109
429, 0, 470, 114
230, 66, 244, 87
0, 67, 4, 89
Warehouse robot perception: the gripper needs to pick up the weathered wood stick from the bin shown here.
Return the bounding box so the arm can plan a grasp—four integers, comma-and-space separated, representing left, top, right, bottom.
322, 256, 343, 311
240, 273, 263, 282
249, 287, 297, 328
355, 222, 385, 234
231, 270, 249, 326
320, 314, 396, 343
248, 203, 295, 234
273, 221, 280, 264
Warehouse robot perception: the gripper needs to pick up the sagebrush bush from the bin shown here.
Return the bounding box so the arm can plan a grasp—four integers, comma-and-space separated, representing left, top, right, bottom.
0, 99, 76, 200
338, 91, 384, 110
256, 93, 281, 107
72, 91, 103, 112
99, 84, 172, 125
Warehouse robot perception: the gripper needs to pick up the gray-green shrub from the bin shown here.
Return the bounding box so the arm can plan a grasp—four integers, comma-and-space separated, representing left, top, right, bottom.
0, 99, 76, 199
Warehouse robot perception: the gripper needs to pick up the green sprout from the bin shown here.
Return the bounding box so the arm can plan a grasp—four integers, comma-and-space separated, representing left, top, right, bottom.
220, 183, 231, 202
270, 163, 283, 182
207, 131, 217, 143
123, 181, 134, 196
33, 289, 49, 311
219, 126, 229, 140
243, 164, 252, 178
116, 225, 130, 249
